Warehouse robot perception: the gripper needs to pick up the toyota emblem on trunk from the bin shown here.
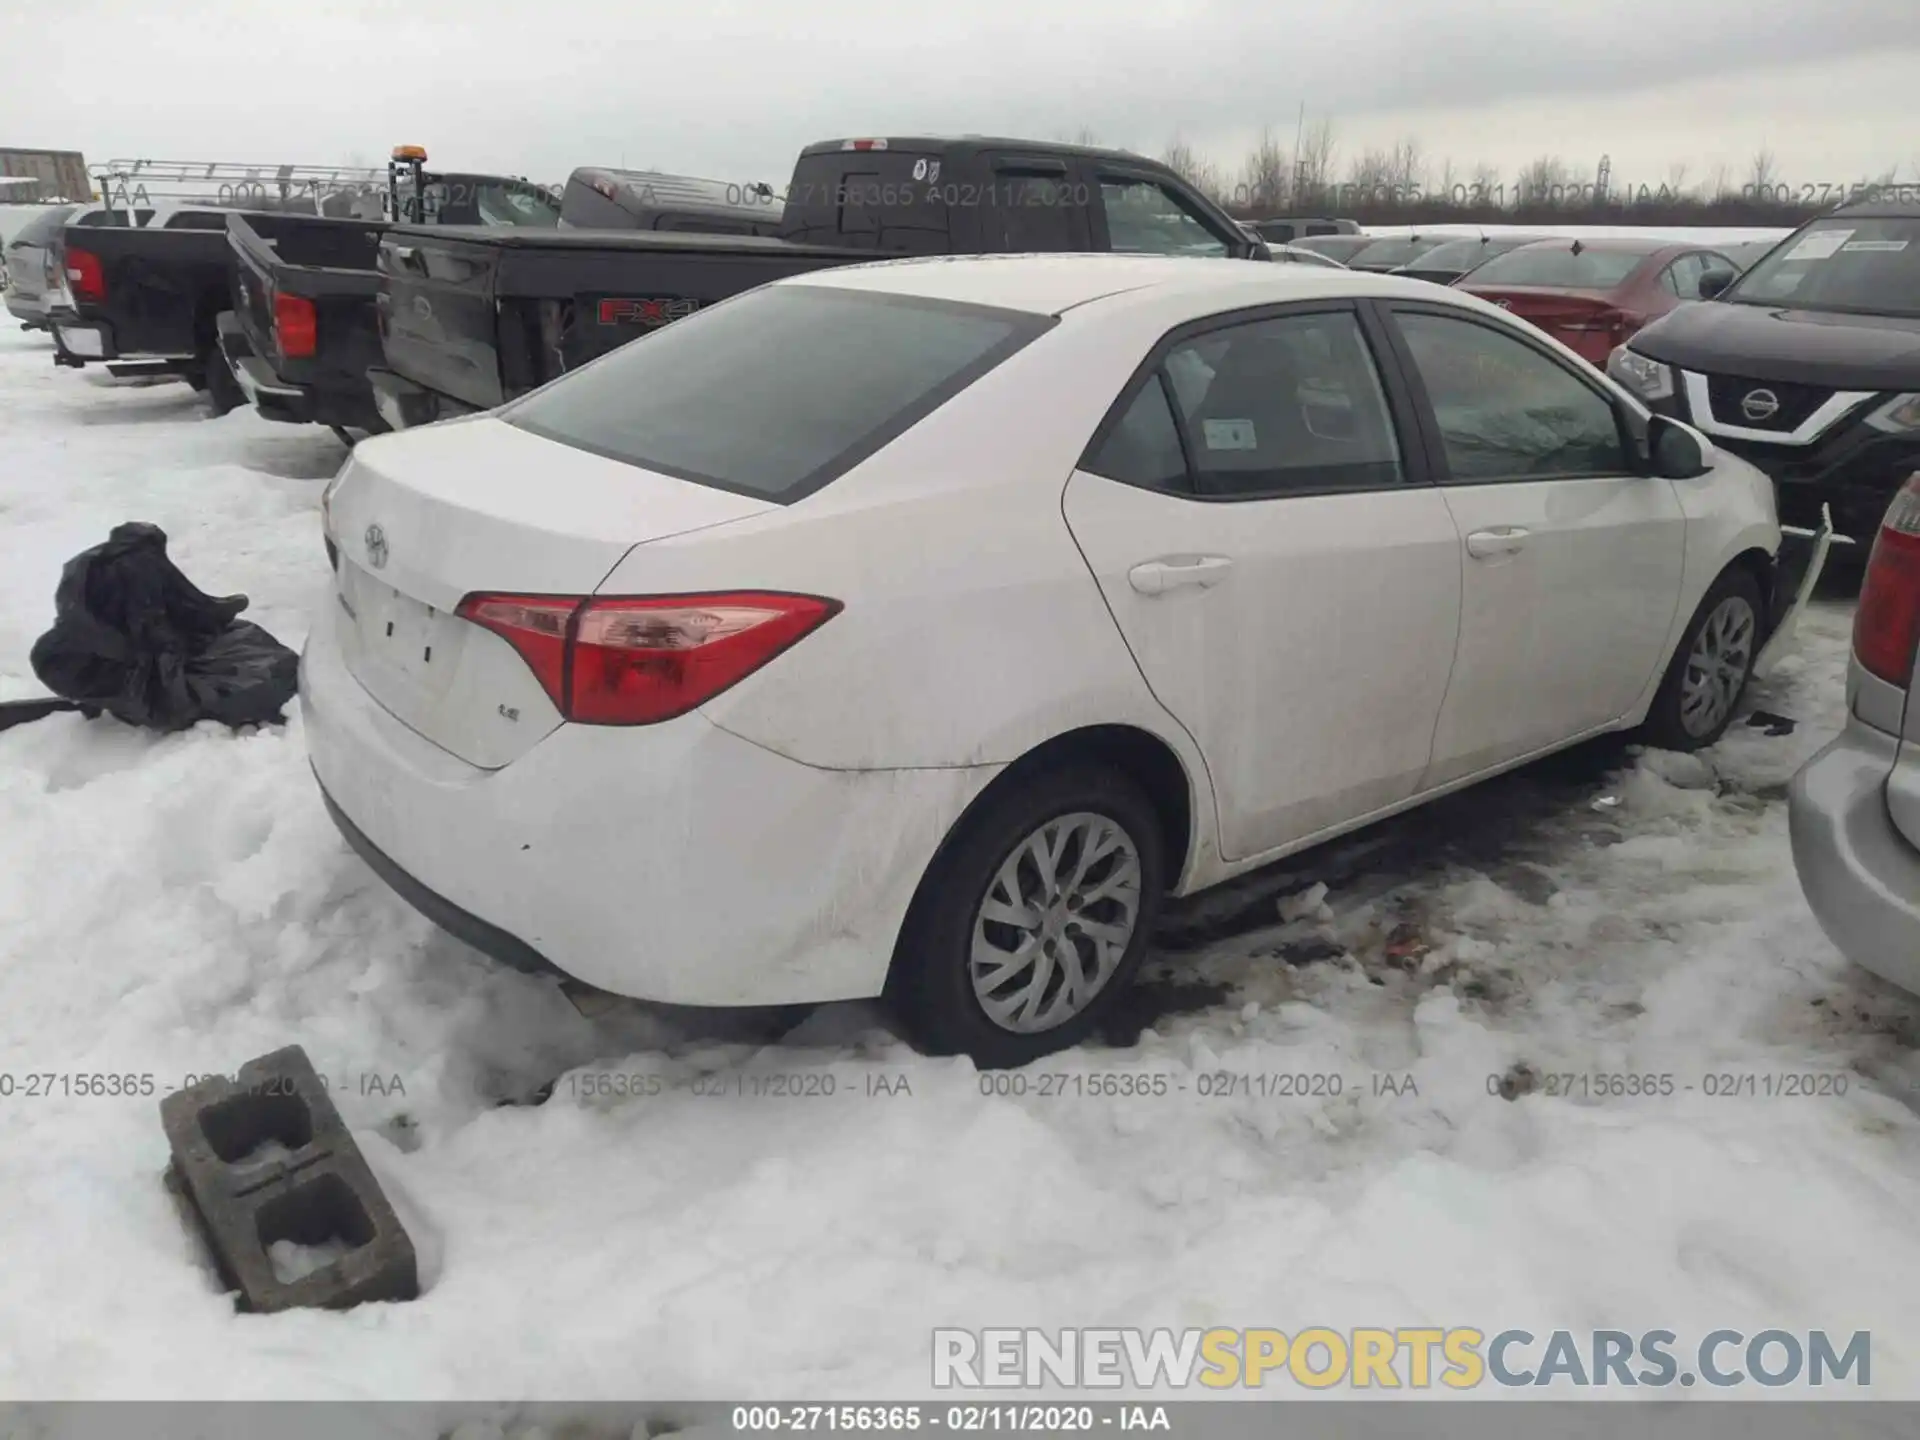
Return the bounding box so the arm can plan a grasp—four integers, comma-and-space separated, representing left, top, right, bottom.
1740, 388, 1781, 422
364, 524, 389, 569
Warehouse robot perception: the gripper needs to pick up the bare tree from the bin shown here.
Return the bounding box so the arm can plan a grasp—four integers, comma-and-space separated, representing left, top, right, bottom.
1433, 155, 1459, 203
1468, 161, 1502, 201
1239, 126, 1290, 213
1746, 146, 1780, 194
1162, 135, 1225, 201
1064, 127, 1100, 148
1344, 147, 1397, 205
1516, 154, 1571, 205
1704, 162, 1732, 200
1294, 117, 1338, 207
1387, 137, 1427, 198
1663, 160, 1691, 198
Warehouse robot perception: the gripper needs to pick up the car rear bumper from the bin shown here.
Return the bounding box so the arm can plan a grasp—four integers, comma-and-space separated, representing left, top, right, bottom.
300, 595, 989, 1007
217, 311, 313, 421
367, 367, 476, 431
1789, 717, 1920, 994
6, 292, 51, 327
49, 313, 114, 365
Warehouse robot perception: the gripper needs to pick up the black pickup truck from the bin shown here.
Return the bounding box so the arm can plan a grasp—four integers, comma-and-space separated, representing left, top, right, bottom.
217, 212, 395, 435
369, 135, 1269, 430
47, 167, 563, 413
217, 166, 796, 437
47, 210, 247, 396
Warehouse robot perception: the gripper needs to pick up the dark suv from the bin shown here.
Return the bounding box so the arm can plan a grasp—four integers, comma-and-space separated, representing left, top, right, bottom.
1605, 193, 1920, 545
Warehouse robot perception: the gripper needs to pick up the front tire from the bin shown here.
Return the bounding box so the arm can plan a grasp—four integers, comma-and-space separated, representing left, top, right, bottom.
1640, 567, 1764, 751
887, 765, 1166, 1068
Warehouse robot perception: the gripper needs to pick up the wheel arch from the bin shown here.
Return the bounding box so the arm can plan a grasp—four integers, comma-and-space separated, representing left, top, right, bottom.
881, 722, 1201, 998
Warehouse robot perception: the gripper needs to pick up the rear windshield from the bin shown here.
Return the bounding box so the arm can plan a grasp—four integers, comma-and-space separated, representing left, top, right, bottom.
473, 180, 561, 227
10, 205, 78, 246
1292, 235, 1374, 261
1350, 236, 1445, 267
1727, 217, 1920, 317
503, 285, 1054, 502
1466, 245, 1651, 288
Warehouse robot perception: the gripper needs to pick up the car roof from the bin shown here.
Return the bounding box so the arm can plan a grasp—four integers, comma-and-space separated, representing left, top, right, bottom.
798, 134, 1162, 167
780, 252, 1467, 317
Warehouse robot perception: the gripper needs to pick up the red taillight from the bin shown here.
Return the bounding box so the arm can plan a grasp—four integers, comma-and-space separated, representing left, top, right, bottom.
64, 247, 105, 304
456, 590, 840, 726
273, 292, 317, 358
1854, 475, 1920, 688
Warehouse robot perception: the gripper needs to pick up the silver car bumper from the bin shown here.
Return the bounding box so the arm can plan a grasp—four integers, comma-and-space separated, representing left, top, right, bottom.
1790, 716, 1920, 994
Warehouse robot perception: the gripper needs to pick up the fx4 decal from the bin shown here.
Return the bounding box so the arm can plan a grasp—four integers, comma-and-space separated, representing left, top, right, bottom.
597, 297, 703, 327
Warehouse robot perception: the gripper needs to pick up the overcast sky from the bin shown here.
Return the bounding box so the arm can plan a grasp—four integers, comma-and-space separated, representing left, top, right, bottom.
4, 0, 1916, 195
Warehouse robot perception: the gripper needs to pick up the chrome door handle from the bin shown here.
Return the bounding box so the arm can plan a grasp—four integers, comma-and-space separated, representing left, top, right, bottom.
1465, 527, 1530, 559
1127, 556, 1234, 595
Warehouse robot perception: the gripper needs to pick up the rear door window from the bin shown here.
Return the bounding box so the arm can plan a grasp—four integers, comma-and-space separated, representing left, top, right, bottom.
503, 285, 1054, 502
1097, 177, 1231, 257
986, 166, 1086, 251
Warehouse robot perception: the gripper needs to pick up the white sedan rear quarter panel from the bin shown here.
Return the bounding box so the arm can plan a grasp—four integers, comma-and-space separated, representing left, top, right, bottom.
605, 289, 1209, 784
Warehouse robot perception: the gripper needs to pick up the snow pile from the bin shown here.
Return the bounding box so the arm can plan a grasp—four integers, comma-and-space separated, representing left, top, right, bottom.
2, 327, 1919, 1405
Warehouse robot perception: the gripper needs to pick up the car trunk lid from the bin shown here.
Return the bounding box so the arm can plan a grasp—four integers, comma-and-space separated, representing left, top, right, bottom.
323, 416, 778, 767
1463, 285, 1621, 328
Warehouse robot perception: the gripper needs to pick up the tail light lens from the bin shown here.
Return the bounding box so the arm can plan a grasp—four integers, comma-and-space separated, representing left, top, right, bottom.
64, 247, 105, 304
457, 591, 840, 725
1854, 474, 1920, 688
273, 292, 317, 358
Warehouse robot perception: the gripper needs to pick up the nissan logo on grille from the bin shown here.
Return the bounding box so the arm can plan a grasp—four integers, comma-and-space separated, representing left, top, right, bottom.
1740, 388, 1781, 422
364, 523, 389, 569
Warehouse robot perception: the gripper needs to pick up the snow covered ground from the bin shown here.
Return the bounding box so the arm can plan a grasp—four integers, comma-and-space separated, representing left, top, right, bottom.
3, 324, 1920, 1413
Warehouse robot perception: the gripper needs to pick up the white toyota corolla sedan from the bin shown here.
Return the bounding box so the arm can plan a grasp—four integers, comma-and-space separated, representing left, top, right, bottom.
306, 254, 1807, 1067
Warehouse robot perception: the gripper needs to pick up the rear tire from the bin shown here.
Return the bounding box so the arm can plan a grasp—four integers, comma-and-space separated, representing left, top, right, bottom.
202, 348, 244, 416
1640, 566, 1764, 751
886, 764, 1166, 1068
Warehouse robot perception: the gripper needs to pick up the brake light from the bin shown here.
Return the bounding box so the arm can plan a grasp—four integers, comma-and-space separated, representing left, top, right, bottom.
456, 590, 840, 725
1854, 474, 1920, 688
64, 247, 105, 304
273, 292, 317, 358
839, 138, 889, 151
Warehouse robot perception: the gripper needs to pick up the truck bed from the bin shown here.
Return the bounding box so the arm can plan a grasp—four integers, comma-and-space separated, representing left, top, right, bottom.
374, 224, 873, 417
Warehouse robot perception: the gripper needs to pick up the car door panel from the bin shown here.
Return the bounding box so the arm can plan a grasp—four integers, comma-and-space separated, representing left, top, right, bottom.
1380, 303, 1687, 787
1062, 303, 1461, 862
1065, 476, 1463, 858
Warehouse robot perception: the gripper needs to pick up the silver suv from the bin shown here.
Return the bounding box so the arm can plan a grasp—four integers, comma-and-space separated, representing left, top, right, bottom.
1790, 473, 1920, 990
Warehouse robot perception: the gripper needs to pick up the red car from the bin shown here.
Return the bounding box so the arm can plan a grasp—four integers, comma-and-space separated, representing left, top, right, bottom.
1456, 237, 1739, 366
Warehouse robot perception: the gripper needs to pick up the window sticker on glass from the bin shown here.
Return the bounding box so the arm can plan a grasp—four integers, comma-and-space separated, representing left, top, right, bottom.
1782, 230, 1853, 262
1203, 418, 1259, 451
1842, 239, 1910, 253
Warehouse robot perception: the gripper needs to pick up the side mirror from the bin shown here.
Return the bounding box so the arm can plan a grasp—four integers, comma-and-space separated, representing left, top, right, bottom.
1649, 413, 1713, 479
1697, 268, 1734, 300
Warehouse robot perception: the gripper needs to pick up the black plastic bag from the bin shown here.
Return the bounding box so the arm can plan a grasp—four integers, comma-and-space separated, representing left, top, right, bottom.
27, 522, 298, 732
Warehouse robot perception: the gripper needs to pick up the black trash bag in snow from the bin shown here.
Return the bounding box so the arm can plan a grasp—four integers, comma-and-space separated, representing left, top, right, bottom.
27, 522, 299, 731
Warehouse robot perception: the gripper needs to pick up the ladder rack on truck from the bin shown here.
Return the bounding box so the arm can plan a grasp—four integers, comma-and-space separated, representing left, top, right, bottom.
91, 160, 391, 218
